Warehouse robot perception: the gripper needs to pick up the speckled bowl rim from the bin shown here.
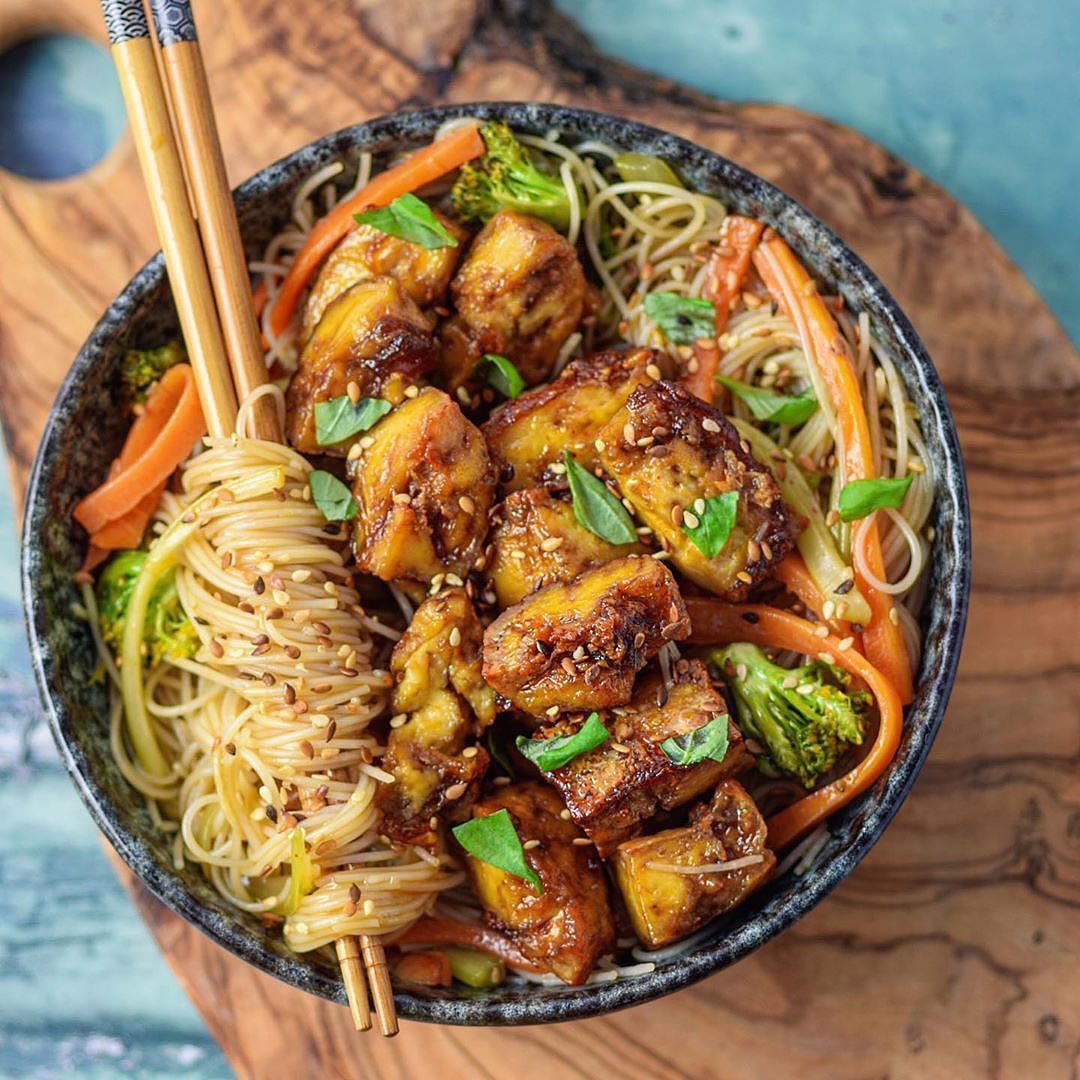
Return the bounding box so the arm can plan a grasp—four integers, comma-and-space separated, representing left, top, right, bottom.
22, 102, 969, 1026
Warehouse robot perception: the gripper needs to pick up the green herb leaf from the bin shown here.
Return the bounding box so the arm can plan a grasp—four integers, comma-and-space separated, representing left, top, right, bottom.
354, 193, 460, 250
309, 470, 358, 522
314, 395, 391, 446
475, 354, 525, 399
452, 809, 543, 893
516, 712, 609, 772
660, 715, 730, 766
715, 376, 817, 426
838, 474, 914, 522
487, 727, 517, 779
643, 293, 716, 344
682, 491, 739, 558
564, 452, 637, 545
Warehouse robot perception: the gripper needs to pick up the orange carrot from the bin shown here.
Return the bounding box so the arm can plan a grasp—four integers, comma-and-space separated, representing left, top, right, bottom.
74, 365, 205, 536
395, 917, 541, 973
393, 951, 452, 988
685, 215, 764, 403
753, 231, 914, 704
775, 552, 854, 638
684, 598, 904, 849
268, 124, 486, 337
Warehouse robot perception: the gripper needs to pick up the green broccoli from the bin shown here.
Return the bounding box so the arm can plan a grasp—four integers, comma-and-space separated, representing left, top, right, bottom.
715, 643, 870, 788
120, 340, 186, 405
450, 122, 572, 232
96, 550, 198, 666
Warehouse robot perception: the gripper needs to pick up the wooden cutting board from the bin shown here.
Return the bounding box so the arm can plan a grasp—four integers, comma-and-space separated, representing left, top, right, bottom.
2, 1, 1077, 1076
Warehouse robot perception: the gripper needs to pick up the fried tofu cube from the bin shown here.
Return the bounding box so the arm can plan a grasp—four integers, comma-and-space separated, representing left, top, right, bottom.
481, 347, 666, 492
542, 661, 751, 855
349, 388, 495, 583
598, 380, 797, 600
391, 587, 496, 727
300, 212, 468, 341
611, 779, 776, 949
486, 487, 646, 607
286, 277, 436, 453
482, 556, 689, 716
376, 688, 490, 849
463, 782, 615, 984
440, 210, 587, 388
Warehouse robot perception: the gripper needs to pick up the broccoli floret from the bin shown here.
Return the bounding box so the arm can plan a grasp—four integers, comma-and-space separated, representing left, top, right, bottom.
96, 550, 198, 665
120, 341, 186, 405
715, 643, 870, 788
450, 122, 572, 232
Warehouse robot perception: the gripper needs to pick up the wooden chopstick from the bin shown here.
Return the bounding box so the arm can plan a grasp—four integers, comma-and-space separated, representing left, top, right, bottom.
99, 0, 398, 1038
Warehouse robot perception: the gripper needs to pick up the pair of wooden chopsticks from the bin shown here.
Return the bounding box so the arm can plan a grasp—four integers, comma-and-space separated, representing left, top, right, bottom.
99, 0, 398, 1038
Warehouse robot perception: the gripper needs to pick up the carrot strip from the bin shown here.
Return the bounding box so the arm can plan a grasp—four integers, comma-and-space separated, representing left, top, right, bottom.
752, 232, 914, 704
268, 124, 485, 337
90, 484, 167, 550
395, 917, 542, 973
684, 597, 903, 849
685, 215, 764, 403
74, 365, 205, 536
775, 552, 855, 639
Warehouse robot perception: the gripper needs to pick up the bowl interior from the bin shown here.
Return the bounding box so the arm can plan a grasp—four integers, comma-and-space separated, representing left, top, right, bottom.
22, 102, 969, 1025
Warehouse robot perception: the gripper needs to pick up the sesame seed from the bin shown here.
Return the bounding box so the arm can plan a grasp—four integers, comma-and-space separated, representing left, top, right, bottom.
522, 839, 541, 850
645, 363, 663, 381
838, 636, 855, 651
702, 417, 721, 433
572, 645, 587, 661
747, 539, 762, 563
284, 645, 301, 660
253, 576, 265, 595
209, 638, 224, 658
670, 505, 684, 527
813, 624, 830, 638
390, 714, 408, 728
796, 683, 815, 695
908, 460, 926, 474
347, 442, 363, 462
561, 657, 577, 676
636, 435, 655, 447
822, 600, 836, 621
445, 782, 468, 801
346, 380, 361, 404
594, 439, 606, 453
560, 809, 572, 820
548, 461, 567, 476
834, 577, 855, 595
299, 740, 314, 759
693, 498, 706, 515
683, 511, 700, 529
623, 422, 637, 445
540, 536, 564, 552
611, 742, 631, 755
781, 674, 799, 690
343, 899, 357, 917
736, 571, 753, 585
458, 495, 476, 514
448, 627, 462, 648
360, 435, 375, 449
462, 746, 479, 758
761, 541, 773, 561
546, 705, 560, 717
572, 837, 593, 847
404, 385, 420, 399
888, 606, 900, 626
393, 492, 412, 505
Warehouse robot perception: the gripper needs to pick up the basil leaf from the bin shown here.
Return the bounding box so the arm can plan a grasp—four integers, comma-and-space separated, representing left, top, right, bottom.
682, 491, 739, 558
838, 474, 914, 522
643, 293, 716, 345
564, 452, 637, 545
314, 395, 391, 446
715, 376, 817, 426
354, 193, 459, 250
516, 712, 609, 772
476, 354, 525, 399
660, 714, 730, 766
452, 809, 542, 893
309, 470, 358, 522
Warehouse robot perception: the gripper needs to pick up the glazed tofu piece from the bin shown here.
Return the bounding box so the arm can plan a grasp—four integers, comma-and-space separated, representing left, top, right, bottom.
286, 277, 436, 453
376, 688, 490, 849
349, 387, 495, 583
486, 487, 645, 607
300, 213, 468, 340
463, 782, 616, 984
391, 587, 496, 727
611, 779, 776, 949
439, 210, 587, 388
482, 347, 666, 492
597, 380, 797, 600
482, 556, 689, 716
542, 661, 751, 855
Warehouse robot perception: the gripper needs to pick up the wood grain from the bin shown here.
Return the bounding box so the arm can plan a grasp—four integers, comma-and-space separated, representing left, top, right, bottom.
1, 0, 1077, 1076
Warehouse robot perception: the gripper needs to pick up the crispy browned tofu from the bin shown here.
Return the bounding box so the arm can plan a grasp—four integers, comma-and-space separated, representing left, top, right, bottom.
377, 688, 490, 849
300, 213, 468, 341
486, 487, 646, 607
542, 661, 751, 855
391, 587, 496, 727
611, 779, 775, 949
286, 277, 436, 453
349, 388, 495, 583
598, 380, 797, 600
464, 782, 615, 984
481, 347, 667, 492
439, 210, 586, 388
482, 556, 689, 716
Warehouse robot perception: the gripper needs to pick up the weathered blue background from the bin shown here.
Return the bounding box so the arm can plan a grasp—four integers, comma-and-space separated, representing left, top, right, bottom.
0, 5, 1074, 1076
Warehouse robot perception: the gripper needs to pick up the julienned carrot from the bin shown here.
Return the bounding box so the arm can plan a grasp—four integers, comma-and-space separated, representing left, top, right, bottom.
395, 917, 542, 973
753, 231, 914, 704
74, 364, 205, 536
775, 552, 854, 638
268, 124, 486, 337
685, 215, 765, 403
683, 598, 903, 849
91, 484, 167, 550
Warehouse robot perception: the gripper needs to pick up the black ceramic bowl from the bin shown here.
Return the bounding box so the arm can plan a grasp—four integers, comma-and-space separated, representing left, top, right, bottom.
22, 103, 969, 1025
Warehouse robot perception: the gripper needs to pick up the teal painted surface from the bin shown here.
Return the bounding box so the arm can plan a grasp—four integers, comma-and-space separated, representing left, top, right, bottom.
555, 0, 1079, 347
1, 7, 1073, 1077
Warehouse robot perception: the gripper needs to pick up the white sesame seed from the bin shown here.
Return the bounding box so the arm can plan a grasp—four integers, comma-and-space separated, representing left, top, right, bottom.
540, 536, 564, 552
701, 418, 721, 433
522, 839, 541, 850
448, 627, 462, 648
683, 511, 700, 529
